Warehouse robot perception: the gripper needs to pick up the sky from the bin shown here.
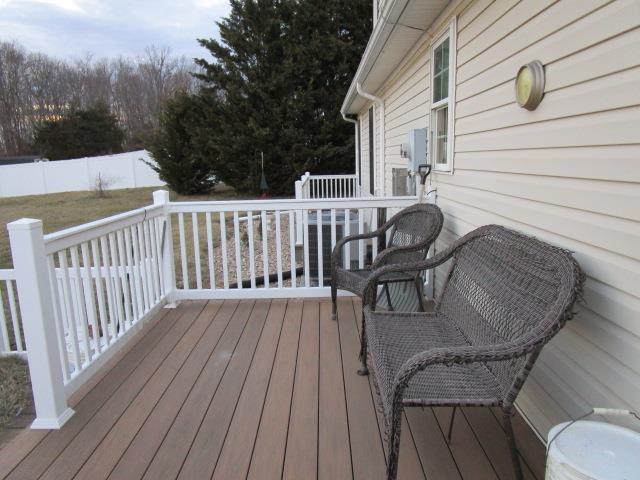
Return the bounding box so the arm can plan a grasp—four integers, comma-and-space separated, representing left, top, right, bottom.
0, 0, 231, 60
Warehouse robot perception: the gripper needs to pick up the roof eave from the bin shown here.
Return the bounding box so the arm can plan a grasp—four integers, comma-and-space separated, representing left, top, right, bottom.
341, 0, 450, 116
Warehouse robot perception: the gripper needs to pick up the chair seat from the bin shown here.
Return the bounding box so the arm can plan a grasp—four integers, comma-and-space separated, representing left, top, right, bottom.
364, 310, 503, 422
334, 267, 415, 296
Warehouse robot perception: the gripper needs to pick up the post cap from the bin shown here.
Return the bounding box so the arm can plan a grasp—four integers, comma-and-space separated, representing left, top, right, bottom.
153, 190, 170, 204
7, 218, 43, 231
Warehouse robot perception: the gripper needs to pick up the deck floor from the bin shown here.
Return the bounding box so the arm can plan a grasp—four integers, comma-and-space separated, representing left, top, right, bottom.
0, 299, 545, 480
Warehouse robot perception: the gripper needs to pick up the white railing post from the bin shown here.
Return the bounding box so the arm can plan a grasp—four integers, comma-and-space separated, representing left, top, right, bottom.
153, 190, 177, 307
295, 180, 304, 246
7, 219, 74, 429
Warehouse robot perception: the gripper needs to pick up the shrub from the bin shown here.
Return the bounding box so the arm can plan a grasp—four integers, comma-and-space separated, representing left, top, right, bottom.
34, 103, 124, 160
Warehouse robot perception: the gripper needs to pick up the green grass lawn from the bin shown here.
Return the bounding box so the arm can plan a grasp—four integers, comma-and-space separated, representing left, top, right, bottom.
0, 185, 238, 431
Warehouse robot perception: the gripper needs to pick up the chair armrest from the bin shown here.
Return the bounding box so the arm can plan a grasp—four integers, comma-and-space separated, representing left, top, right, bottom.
362, 243, 458, 305
331, 224, 393, 270
371, 242, 431, 270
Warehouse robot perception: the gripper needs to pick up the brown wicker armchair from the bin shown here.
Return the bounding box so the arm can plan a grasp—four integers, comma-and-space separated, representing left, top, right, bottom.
330, 203, 443, 324
360, 225, 585, 480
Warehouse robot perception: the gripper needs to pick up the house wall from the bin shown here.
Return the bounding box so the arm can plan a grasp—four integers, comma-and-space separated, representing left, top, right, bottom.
356, 0, 640, 439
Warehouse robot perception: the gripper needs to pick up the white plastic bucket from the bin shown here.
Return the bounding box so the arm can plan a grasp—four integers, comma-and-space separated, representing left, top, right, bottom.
546, 420, 640, 480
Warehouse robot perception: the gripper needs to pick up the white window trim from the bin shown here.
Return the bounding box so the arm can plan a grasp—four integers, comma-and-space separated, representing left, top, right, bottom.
429, 18, 457, 174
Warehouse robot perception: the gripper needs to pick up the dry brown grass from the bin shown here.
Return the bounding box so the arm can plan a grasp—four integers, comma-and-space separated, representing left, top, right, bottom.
0, 186, 239, 269
0, 357, 31, 430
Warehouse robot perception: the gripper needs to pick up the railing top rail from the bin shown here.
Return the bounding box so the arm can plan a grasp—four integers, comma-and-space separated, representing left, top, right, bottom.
44, 204, 163, 254
168, 196, 417, 213
0, 268, 16, 280
306, 174, 358, 180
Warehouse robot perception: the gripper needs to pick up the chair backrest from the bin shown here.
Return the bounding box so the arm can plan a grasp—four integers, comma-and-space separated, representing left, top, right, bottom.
385, 203, 443, 262
436, 225, 584, 402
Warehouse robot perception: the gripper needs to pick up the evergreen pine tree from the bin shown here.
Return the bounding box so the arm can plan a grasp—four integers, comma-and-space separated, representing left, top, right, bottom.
147, 92, 217, 194
194, 0, 371, 195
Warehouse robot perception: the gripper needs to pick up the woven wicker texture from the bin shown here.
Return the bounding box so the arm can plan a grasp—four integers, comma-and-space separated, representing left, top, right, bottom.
330, 203, 443, 319
361, 225, 585, 480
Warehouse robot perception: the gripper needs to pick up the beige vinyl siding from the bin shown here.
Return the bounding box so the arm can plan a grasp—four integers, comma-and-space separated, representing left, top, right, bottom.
382, 45, 431, 194
362, 0, 640, 439
435, 0, 640, 438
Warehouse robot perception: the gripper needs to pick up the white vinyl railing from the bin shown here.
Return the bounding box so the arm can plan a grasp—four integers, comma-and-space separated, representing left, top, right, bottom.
6, 190, 417, 429
295, 172, 360, 200
169, 196, 415, 299
42, 202, 167, 395
0, 268, 24, 356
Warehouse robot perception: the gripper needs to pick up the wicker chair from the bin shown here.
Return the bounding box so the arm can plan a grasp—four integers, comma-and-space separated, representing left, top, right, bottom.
360, 225, 585, 480
330, 203, 443, 326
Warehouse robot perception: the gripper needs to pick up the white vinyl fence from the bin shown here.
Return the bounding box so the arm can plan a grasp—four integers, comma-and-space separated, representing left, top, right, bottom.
5, 190, 418, 429
0, 150, 164, 198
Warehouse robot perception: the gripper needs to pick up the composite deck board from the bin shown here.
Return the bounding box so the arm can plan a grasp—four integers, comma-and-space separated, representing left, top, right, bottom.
140, 299, 256, 480
491, 407, 547, 480
318, 300, 352, 480
103, 300, 237, 479
176, 299, 270, 479
462, 407, 537, 480
404, 408, 463, 480
211, 299, 287, 480
434, 406, 500, 480
0, 298, 546, 480
337, 298, 387, 480
76, 300, 225, 480
5, 302, 205, 480
40, 301, 212, 480
282, 299, 320, 480
246, 299, 303, 480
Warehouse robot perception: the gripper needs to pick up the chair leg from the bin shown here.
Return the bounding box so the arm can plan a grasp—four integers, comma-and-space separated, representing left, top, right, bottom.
414, 277, 425, 312
357, 306, 369, 376
502, 407, 524, 480
331, 284, 337, 321
384, 283, 394, 311
446, 406, 457, 443
386, 405, 403, 480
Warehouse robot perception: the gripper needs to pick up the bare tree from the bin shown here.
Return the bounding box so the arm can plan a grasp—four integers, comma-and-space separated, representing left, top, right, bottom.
0, 41, 197, 155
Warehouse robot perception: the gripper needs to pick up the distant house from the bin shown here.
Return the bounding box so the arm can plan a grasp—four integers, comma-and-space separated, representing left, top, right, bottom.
340, 0, 640, 440
0, 155, 47, 166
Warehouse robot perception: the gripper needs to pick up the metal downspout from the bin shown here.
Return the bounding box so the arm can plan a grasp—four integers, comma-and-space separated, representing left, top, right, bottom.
340, 112, 359, 191
356, 82, 385, 196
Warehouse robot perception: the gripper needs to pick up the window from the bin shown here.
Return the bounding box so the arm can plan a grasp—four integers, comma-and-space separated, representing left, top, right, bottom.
430, 20, 456, 172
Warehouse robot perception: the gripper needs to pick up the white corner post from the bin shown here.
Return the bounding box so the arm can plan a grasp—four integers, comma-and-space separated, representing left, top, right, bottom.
153, 190, 177, 307
8, 219, 74, 429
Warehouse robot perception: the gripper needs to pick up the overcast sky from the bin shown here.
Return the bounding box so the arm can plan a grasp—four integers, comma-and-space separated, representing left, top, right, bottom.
0, 0, 231, 60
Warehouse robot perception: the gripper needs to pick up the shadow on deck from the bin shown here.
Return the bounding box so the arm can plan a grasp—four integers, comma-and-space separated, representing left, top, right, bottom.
0, 298, 546, 480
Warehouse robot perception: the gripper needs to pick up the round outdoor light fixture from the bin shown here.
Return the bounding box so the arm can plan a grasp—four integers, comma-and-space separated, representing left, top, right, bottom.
515, 60, 545, 110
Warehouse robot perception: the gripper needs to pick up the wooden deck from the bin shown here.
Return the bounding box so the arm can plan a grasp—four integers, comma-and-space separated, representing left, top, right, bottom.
0, 299, 546, 480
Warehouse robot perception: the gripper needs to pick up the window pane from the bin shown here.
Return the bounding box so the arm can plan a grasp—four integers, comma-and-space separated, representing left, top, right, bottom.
440, 66, 448, 100
432, 37, 450, 103
435, 107, 448, 165
433, 73, 442, 102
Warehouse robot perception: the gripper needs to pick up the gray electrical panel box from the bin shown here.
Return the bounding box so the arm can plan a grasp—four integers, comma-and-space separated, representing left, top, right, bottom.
400, 128, 428, 194
408, 128, 427, 172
